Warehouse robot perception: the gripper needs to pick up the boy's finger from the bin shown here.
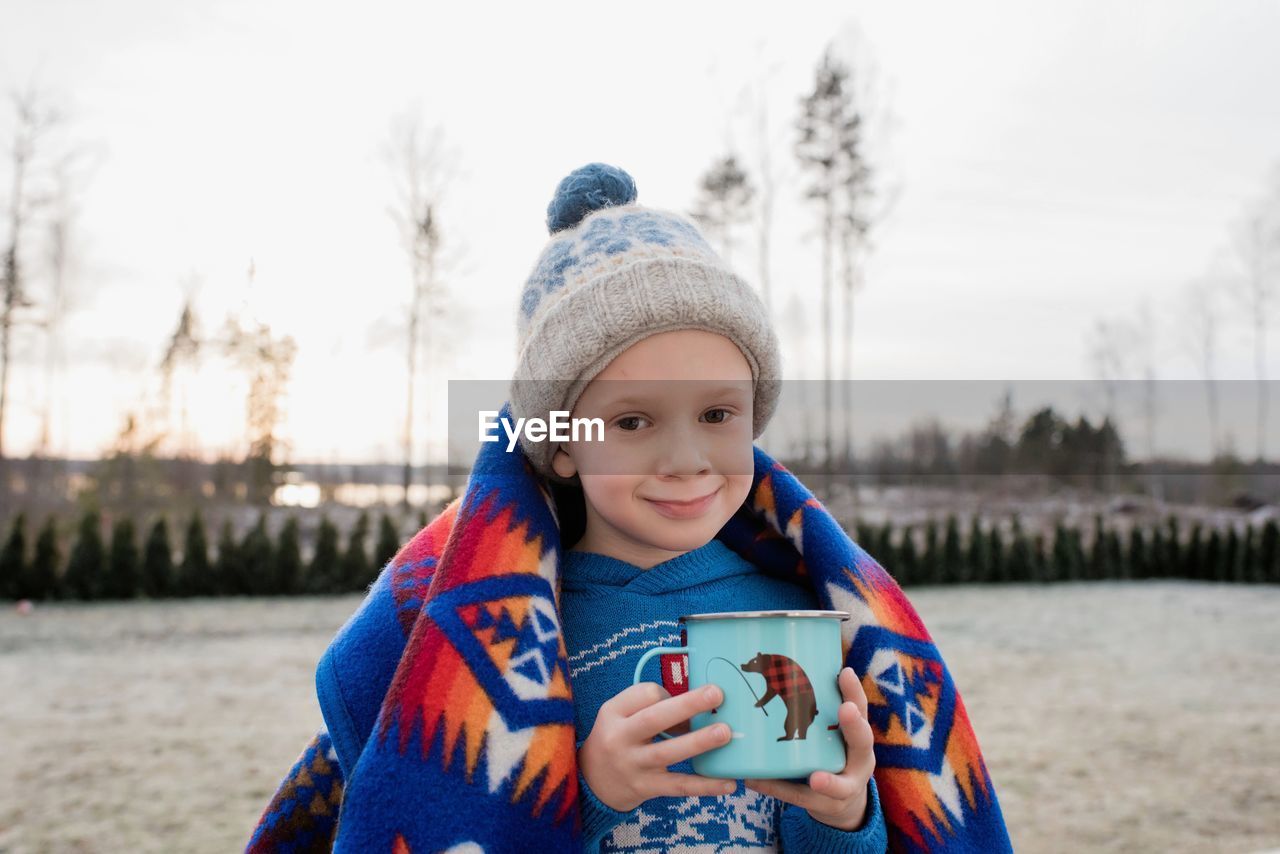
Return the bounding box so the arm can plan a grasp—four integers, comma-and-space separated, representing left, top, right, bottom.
838, 666, 869, 721
744, 777, 838, 815
645, 721, 732, 767
651, 770, 737, 800
604, 681, 672, 718
626, 683, 723, 739
808, 768, 858, 801
837, 701, 876, 777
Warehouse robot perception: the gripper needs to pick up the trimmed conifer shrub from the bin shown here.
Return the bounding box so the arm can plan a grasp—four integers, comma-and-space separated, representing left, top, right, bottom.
964, 517, 989, 584
1007, 517, 1033, 583
0, 513, 27, 600
276, 517, 303, 595
142, 518, 174, 598
988, 525, 1006, 583
1259, 520, 1279, 583
180, 512, 211, 597
240, 515, 274, 595
214, 519, 244, 596
64, 510, 106, 600
942, 515, 963, 584
31, 516, 61, 600
897, 527, 919, 587
308, 516, 340, 593
375, 513, 400, 574
340, 511, 372, 592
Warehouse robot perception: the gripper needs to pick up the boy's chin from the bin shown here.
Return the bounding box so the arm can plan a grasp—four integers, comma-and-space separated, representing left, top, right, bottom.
631, 519, 727, 554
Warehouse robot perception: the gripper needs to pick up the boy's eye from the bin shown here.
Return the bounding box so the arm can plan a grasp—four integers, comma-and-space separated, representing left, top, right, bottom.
614, 410, 736, 430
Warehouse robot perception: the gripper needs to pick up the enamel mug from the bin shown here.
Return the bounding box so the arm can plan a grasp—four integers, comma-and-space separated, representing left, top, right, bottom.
632, 610, 850, 780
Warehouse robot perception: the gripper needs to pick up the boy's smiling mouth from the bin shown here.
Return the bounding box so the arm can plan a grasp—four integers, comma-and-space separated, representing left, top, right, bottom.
643, 486, 722, 519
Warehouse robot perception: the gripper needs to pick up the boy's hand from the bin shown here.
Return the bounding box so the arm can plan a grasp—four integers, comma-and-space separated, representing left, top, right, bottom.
579, 682, 738, 812
744, 667, 876, 832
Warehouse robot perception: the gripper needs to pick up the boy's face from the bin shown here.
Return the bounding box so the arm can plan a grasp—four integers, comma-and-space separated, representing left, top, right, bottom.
551, 329, 755, 568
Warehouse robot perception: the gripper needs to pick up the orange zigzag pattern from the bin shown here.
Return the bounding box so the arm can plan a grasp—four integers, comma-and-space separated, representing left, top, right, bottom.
379, 490, 578, 820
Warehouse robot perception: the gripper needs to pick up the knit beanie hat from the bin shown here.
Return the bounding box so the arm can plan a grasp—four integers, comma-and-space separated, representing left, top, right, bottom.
509, 162, 782, 483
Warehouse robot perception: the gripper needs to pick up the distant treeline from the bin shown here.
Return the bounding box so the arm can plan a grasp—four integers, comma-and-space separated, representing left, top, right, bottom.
1, 508, 1277, 602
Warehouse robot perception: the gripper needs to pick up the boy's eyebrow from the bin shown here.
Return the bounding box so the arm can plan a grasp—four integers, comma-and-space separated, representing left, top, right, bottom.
604, 385, 750, 408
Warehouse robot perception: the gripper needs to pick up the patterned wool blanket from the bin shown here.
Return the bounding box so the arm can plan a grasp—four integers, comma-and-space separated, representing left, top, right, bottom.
247, 402, 1013, 853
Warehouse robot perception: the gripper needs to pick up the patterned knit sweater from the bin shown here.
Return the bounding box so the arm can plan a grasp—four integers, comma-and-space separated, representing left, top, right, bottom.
561, 537, 888, 853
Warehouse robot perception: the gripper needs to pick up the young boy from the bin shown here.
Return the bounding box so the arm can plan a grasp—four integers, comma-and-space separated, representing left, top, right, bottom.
550, 328, 885, 851
247, 163, 1010, 854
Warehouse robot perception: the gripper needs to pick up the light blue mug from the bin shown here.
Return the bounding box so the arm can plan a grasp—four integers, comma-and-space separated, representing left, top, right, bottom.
632, 609, 850, 780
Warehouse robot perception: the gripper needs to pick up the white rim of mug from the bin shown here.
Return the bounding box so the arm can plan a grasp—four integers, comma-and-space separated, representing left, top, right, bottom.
678, 610, 851, 622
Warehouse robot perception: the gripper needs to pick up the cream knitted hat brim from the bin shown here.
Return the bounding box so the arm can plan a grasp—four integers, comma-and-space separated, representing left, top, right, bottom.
509, 163, 781, 483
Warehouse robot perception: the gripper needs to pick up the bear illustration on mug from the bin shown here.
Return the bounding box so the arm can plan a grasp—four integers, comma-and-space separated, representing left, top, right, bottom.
740, 652, 819, 742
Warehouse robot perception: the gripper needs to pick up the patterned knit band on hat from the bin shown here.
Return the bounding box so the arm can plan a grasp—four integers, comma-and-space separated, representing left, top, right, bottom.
510, 162, 782, 482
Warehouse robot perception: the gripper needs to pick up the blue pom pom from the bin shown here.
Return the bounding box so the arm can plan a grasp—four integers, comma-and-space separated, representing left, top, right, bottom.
545, 163, 638, 234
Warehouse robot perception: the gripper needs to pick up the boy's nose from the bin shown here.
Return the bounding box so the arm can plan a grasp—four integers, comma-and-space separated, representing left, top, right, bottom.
651, 426, 714, 477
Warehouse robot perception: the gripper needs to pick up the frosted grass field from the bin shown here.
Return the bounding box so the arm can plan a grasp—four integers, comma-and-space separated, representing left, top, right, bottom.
1, 583, 1277, 853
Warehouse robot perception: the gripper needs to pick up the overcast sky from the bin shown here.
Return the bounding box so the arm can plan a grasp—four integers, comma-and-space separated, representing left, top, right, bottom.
3, 0, 1279, 462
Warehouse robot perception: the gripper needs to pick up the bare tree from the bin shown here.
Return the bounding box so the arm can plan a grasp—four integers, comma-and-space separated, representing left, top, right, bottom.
796, 46, 863, 480
1134, 298, 1163, 501
795, 38, 896, 482
37, 144, 100, 460
159, 279, 203, 457
747, 43, 787, 318
781, 292, 814, 464
383, 110, 460, 511
1087, 317, 1129, 426
1, 85, 62, 476
1230, 164, 1280, 462
218, 261, 298, 505
831, 27, 900, 473
691, 155, 754, 269
1087, 315, 1132, 494
1181, 276, 1225, 458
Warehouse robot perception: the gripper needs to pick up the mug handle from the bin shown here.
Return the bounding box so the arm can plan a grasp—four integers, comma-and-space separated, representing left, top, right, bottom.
632, 646, 690, 740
